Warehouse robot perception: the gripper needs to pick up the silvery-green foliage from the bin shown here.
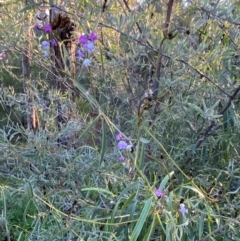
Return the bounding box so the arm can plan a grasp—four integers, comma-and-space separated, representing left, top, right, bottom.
0, 0, 240, 240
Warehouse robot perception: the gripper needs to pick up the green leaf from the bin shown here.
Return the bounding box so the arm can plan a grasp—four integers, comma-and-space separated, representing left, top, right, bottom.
19, 3, 42, 12
159, 171, 174, 190
99, 47, 105, 78
81, 187, 116, 197
77, 115, 101, 141
199, 212, 205, 239
166, 224, 173, 241
100, 118, 106, 164
17, 232, 23, 241
202, 99, 207, 112
111, 181, 140, 223
167, 191, 173, 211
223, 237, 236, 241
143, 216, 157, 241
140, 137, 150, 144
211, 114, 222, 119
228, 186, 240, 194
130, 197, 153, 241
187, 103, 205, 116
211, 100, 220, 109
74, 80, 99, 109
129, 201, 137, 220
183, 185, 205, 198
121, 193, 136, 214
139, 142, 146, 169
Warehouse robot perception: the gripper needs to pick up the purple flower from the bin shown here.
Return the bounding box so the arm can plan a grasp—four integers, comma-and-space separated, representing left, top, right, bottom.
1, 52, 6, 59
43, 24, 52, 33
82, 58, 91, 67
155, 188, 164, 198
126, 145, 133, 151
51, 39, 57, 47
118, 156, 125, 162
42, 50, 49, 57
76, 49, 84, 60
42, 41, 50, 48
79, 34, 88, 45
118, 140, 128, 150
34, 24, 42, 30
179, 204, 188, 214
89, 31, 98, 41
83, 41, 95, 53
116, 132, 123, 141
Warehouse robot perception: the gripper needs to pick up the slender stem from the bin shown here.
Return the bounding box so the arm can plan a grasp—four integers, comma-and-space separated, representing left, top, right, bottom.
164, 0, 175, 37
177, 59, 231, 97
180, 85, 240, 170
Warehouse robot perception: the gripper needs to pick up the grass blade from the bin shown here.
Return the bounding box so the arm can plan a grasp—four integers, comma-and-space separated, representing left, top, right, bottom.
160, 171, 174, 190
100, 117, 106, 164
130, 197, 152, 241
81, 187, 116, 197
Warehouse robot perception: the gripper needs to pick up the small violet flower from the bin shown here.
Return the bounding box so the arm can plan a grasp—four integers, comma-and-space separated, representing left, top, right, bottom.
89, 31, 98, 42
155, 188, 164, 198
116, 132, 123, 141
118, 156, 125, 162
76, 49, 84, 60
43, 24, 52, 33
34, 24, 42, 30
42, 50, 49, 57
79, 34, 88, 45
51, 39, 57, 47
42, 40, 50, 49
118, 140, 128, 150
179, 203, 188, 214
82, 58, 91, 67
83, 41, 95, 53
0, 52, 6, 59
126, 145, 133, 152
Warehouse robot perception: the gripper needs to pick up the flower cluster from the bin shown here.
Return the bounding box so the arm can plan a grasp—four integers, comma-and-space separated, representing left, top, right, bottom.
155, 188, 164, 198
43, 24, 52, 33
179, 203, 188, 215
41, 39, 58, 57
116, 132, 133, 162
0, 52, 7, 60
41, 40, 50, 57
35, 21, 98, 65
116, 132, 132, 151
34, 22, 57, 58
118, 156, 125, 162
77, 32, 98, 67
51, 39, 58, 47
34, 23, 52, 33
154, 189, 189, 219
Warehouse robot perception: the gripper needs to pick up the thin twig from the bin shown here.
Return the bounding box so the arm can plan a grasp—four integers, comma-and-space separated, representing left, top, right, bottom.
164, 0, 174, 37
180, 85, 240, 170
122, 0, 142, 33
150, 0, 175, 123
177, 58, 231, 97
97, 22, 158, 53
121, 0, 154, 49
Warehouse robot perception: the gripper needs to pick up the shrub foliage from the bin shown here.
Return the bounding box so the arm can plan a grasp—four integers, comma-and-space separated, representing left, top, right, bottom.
0, 0, 240, 240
